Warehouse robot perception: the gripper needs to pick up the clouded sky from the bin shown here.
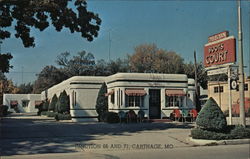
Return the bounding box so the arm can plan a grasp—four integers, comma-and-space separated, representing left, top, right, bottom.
2, 0, 250, 85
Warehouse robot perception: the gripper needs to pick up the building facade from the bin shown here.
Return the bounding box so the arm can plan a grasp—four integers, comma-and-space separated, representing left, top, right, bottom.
3, 73, 196, 121
105, 73, 195, 119
208, 78, 250, 113
3, 94, 42, 113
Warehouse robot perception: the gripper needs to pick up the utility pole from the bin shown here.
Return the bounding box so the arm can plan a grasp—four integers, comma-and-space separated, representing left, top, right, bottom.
108, 30, 111, 62
194, 51, 201, 112
237, 0, 246, 127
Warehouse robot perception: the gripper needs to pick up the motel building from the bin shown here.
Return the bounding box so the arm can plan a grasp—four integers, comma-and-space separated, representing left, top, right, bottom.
207, 78, 250, 114
3, 73, 196, 122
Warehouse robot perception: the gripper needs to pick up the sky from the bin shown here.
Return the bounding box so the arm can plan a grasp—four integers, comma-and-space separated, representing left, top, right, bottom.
1, 0, 250, 85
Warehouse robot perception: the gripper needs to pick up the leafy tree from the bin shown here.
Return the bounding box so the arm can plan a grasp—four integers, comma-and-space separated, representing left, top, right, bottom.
106, 58, 130, 74
183, 62, 208, 89
49, 94, 58, 111
0, 0, 101, 47
95, 82, 108, 122
33, 65, 67, 93
196, 97, 227, 132
56, 90, 69, 113
0, 53, 13, 73
56, 51, 96, 76
128, 44, 185, 73
16, 82, 33, 94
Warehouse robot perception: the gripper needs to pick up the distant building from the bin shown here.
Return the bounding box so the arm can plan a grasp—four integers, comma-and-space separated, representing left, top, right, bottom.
207, 78, 250, 113
3, 94, 42, 113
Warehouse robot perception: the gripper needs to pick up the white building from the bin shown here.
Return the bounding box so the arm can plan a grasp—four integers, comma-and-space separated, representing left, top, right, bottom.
106, 73, 195, 119
3, 94, 42, 113
41, 76, 105, 121
3, 73, 196, 121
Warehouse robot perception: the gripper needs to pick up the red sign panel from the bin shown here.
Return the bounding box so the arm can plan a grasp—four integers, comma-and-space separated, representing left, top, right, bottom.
204, 36, 236, 68
208, 31, 229, 43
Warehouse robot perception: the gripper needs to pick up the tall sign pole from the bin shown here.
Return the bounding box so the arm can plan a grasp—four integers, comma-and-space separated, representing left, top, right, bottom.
237, 0, 246, 127
194, 51, 200, 112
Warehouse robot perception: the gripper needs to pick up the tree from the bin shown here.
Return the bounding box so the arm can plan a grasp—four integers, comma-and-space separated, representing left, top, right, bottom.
56, 90, 69, 114
33, 65, 67, 93
49, 94, 58, 111
196, 97, 227, 132
128, 44, 185, 73
56, 51, 96, 76
0, 53, 13, 73
183, 62, 208, 89
16, 82, 33, 94
0, 0, 101, 48
95, 82, 108, 122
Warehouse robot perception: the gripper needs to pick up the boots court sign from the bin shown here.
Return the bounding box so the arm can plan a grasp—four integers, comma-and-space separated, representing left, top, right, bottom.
204, 31, 236, 68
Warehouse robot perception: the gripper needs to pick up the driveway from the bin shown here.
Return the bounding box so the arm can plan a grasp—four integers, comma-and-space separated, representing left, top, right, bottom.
0, 113, 195, 156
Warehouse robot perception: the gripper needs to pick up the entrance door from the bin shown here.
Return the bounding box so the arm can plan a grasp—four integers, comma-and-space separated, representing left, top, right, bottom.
149, 89, 161, 119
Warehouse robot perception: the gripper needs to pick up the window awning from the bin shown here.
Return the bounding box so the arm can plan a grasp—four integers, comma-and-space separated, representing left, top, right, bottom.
125, 89, 147, 96
166, 89, 186, 96
35, 101, 43, 106
10, 100, 18, 105
105, 90, 114, 96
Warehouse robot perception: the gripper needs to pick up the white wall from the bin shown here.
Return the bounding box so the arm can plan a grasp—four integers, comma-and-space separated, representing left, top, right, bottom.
3, 94, 41, 113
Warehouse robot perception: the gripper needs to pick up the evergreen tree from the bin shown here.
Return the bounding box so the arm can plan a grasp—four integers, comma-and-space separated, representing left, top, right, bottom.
196, 97, 227, 132
49, 94, 58, 111
95, 83, 108, 121
56, 90, 70, 114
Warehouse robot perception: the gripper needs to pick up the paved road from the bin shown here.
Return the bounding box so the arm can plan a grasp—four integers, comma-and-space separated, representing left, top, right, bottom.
0, 113, 194, 156
0, 113, 249, 159
2, 144, 249, 159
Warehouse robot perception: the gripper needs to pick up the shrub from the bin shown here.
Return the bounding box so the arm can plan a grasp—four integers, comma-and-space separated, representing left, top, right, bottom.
46, 111, 57, 117
49, 94, 58, 111
230, 125, 250, 139
95, 83, 108, 122
40, 111, 48, 116
191, 128, 230, 140
56, 90, 70, 114
223, 110, 229, 117
196, 97, 227, 132
42, 100, 49, 111
103, 112, 119, 123
55, 113, 71, 121
0, 105, 8, 117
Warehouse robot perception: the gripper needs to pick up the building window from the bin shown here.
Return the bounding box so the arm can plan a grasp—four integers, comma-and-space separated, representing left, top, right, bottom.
126, 95, 144, 107
219, 86, 223, 92
214, 87, 219, 93
22, 100, 29, 107
165, 96, 182, 107
244, 84, 248, 91
236, 84, 248, 91
214, 86, 223, 93
111, 93, 115, 104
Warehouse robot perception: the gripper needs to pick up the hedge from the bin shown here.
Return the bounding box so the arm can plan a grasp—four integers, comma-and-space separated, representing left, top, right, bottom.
191, 126, 250, 140
55, 113, 71, 121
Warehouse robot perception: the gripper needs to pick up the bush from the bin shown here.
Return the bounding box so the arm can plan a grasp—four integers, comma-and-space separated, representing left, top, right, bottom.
191, 128, 230, 140
56, 90, 70, 114
196, 97, 227, 132
95, 83, 108, 122
49, 94, 58, 111
40, 111, 48, 116
103, 112, 119, 123
42, 100, 49, 111
55, 113, 71, 121
0, 105, 8, 117
191, 126, 250, 140
230, 125, 250, 139
46, 111, 57, 117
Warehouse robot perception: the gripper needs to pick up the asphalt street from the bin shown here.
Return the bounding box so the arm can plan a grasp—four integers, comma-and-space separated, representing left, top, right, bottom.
0, 113, 249, 159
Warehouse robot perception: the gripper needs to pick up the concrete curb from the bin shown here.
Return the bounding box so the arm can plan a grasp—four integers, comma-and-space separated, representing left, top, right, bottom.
188, 137, 250, 146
